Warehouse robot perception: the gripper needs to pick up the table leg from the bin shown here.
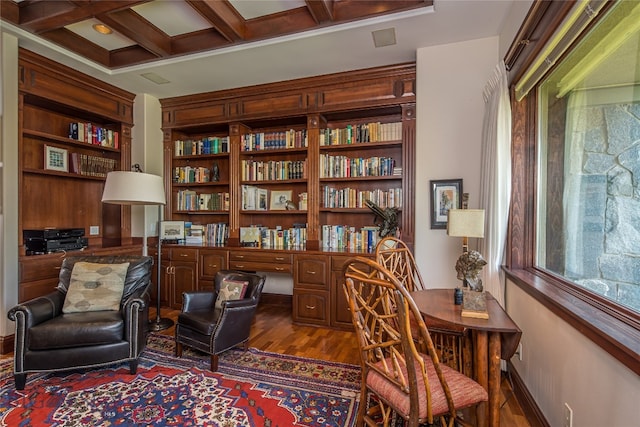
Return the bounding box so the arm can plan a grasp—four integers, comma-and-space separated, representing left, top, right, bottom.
488, 332, 501, 427
475, 330, 488, 427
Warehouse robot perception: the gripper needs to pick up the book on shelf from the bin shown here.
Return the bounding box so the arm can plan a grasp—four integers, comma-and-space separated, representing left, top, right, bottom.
461, 289, 489, 319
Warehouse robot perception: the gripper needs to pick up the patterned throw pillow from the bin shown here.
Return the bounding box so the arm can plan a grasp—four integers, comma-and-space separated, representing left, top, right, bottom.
215, 279, 249, 310
62, 262, 130, 313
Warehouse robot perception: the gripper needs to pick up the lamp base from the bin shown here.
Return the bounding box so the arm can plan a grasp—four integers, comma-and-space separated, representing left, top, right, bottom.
149, 317, 174, 332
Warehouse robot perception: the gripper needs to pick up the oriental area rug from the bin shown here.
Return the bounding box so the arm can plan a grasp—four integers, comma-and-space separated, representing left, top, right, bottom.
0, 333, 361, 426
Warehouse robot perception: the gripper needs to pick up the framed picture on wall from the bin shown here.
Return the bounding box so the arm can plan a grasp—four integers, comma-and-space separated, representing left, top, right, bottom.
430, 179, 462, 229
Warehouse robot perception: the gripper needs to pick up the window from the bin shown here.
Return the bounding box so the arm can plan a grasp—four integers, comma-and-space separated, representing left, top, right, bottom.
537, 1, 640, 314
506, 0, 640, 374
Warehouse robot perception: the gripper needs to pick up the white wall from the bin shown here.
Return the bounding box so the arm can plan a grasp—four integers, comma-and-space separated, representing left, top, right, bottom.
414, 36, 499, 288
506, 281, 640, 426
0, 32, 19, 337
132, 94, 163, 251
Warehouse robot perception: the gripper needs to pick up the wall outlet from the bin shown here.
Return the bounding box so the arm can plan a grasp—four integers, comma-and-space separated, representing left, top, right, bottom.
89, 226, 100, 235
563, 403, 573, 427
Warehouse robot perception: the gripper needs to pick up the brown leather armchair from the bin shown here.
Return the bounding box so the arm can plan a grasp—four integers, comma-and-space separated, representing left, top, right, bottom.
7, 255, 153, 390
175, 270, 266, 371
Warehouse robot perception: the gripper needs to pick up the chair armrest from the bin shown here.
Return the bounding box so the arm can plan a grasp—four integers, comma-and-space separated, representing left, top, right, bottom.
7, 290, 65, 328
223, 297, 258, 310
182, 291, 216, 312
121, 284, 150, 313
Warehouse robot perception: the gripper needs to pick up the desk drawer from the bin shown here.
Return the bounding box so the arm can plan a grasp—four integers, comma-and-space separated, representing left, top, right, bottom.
229, 260, 292, 273
20, 256, 64, 282
170, 248, 198, 262
229, 251, 291, 264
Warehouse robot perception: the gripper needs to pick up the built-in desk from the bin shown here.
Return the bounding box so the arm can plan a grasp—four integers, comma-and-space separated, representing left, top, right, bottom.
154, 245, 373, 329
410, 289, 522, 427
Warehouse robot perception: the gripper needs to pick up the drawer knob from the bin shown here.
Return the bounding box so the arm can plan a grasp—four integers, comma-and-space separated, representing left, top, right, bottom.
235, 264, 245, 268
306, 270, 316, 275
209, 264, 218, 268
236, 255, 245, 259
276, 257, 285, 261
275, 267, 284, 271
180, 254, 188, 257
305, 305, 316, 310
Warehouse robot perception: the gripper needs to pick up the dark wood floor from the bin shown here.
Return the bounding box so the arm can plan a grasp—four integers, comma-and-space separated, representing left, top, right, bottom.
153, 303, 531, 427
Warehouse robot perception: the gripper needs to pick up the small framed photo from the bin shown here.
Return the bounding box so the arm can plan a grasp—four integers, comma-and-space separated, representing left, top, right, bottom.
430, 179, 462, 229
270, 190, 292, 210
160, 221, 185, 241
44, 145, 68, 172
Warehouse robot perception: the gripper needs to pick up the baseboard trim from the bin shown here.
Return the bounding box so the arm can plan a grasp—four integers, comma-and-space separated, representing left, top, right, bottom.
1, 334, 14, 355
507, 361, 550, 427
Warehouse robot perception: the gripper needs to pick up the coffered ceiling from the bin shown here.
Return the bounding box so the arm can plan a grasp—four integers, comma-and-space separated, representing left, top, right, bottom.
0, 1, 522, 98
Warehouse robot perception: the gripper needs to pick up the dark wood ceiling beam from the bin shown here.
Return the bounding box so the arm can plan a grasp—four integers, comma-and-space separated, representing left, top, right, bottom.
41, 27, 111, 66
17, 0, 148, 34
305, 0, 334, 24
109, 45, 161, 68
172, 29, 231, 57
331, 0, 431, 21
0, 0, 20, 24
186, 0, 246, 42
246, 7, 319, 40
97, 9, 170, 57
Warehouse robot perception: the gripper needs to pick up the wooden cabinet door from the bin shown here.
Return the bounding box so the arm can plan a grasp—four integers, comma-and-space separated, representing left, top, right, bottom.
293, 290, 329, 326
330, 270, 353, 329
171, 261, 198, 309
199, 249, 228, 291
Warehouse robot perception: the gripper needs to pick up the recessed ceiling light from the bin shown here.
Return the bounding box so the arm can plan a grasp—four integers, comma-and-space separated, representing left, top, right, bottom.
92, 24, 113, 35
372, 28, 396, 48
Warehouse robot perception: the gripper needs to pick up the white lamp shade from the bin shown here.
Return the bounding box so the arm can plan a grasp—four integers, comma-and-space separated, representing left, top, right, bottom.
447, 209, 485, 238
102, 171, 166, 205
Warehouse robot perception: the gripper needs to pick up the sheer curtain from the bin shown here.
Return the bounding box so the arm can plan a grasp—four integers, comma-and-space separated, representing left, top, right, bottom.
479, 60, 511, 306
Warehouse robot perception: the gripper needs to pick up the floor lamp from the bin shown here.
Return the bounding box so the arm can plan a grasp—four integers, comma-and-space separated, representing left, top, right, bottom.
102, 170, 174, 331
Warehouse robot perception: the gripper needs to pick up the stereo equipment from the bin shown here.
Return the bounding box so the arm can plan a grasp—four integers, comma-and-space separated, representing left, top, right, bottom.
24, 228, 88, 255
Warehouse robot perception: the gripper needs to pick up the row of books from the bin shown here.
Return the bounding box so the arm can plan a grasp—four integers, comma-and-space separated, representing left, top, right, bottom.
322, 186, 403, 209
70, 153, 117, 178
320, 154, 397, 178
176, 190, 230, 211
183, 222, 228, 246
174, 137, 229, 156
241, 129, 308, 151
69, 122, 119, 149
173, 166, 216, 183
319, 122, 402, 146
321, 224, 381, 252
239, 225, 307, 250
241, 159, 307, 181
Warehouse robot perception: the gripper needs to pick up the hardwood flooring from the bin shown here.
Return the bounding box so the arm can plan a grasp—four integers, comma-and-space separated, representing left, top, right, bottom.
1, 303, 530, 426
153, 303, 531, 427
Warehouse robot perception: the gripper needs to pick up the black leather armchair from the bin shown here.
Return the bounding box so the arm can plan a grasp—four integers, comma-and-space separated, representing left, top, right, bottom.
7, 255, 153, 390
175, 270, 266, 371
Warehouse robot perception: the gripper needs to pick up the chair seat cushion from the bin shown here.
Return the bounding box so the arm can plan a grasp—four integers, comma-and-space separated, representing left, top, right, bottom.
178, 309, 221, 335
366, 353, 488, 419
29, 311, 125, 350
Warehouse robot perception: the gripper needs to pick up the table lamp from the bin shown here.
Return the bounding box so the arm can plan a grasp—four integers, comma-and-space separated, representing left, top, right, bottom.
447, 208, 487, 289
102, 169, 174, 331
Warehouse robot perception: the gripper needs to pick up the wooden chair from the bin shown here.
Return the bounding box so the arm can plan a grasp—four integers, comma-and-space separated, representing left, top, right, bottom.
343, 257, 488, 427
375, 236, 473, 376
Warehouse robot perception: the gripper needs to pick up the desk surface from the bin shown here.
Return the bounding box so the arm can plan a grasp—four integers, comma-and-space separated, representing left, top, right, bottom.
411, 289, 522, 360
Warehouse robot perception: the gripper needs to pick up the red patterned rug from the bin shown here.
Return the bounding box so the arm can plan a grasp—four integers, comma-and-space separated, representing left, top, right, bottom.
0, 333, 361, 426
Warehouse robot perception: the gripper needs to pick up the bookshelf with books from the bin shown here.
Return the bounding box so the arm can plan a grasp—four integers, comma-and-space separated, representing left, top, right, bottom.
18, 49, 139, 301
160, 62, 416, 327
